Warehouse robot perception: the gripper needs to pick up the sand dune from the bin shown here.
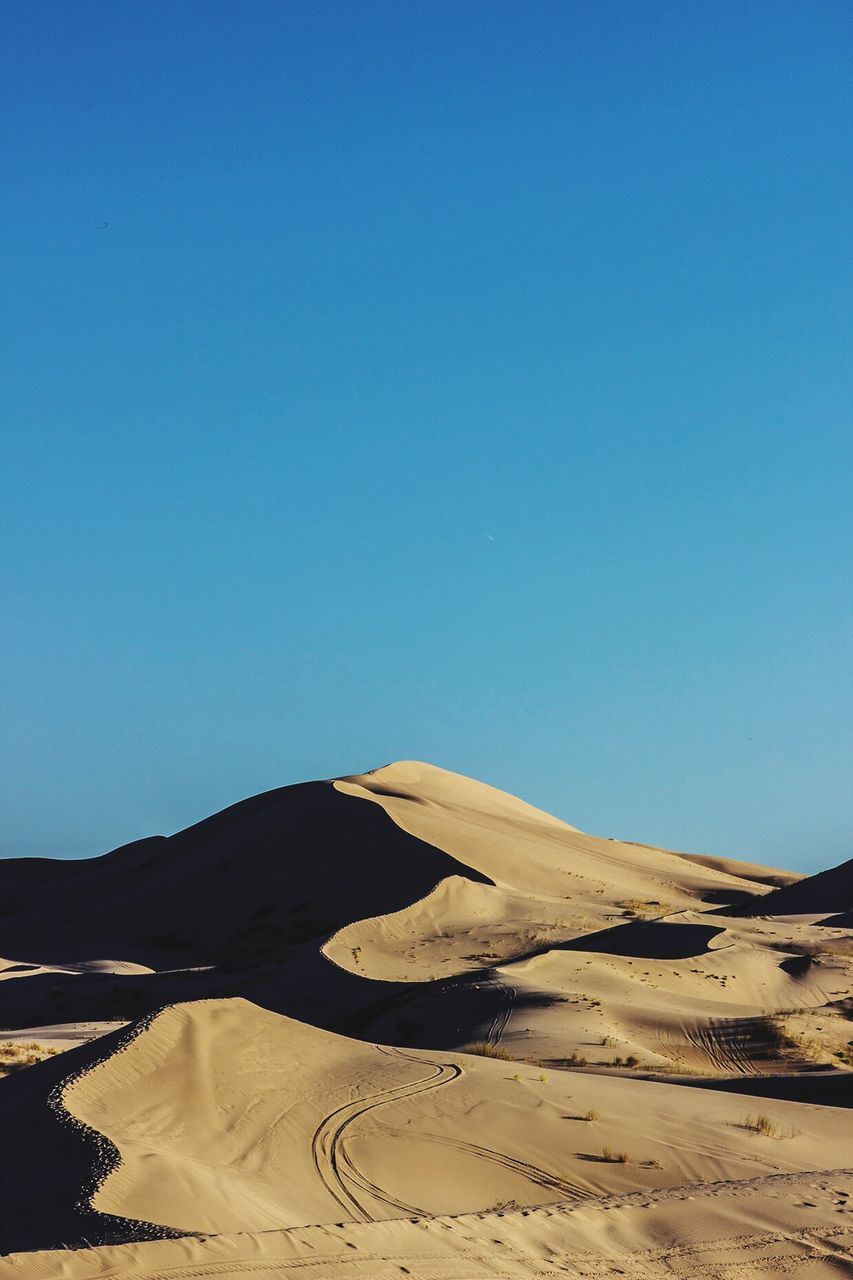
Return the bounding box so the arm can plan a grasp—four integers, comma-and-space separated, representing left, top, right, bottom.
2, 998, 849, 1253
1, 761, 851, 1276
730, 855, 853, 924
337, 761, 769, 907
673, 850, 804, 889
0, 780, 491, 969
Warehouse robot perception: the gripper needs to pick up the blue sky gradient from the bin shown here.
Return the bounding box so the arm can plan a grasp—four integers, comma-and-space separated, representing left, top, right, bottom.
2, 2, 851, 869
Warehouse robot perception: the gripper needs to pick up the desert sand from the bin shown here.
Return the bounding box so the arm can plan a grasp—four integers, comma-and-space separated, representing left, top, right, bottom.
0, 761, 851, 1277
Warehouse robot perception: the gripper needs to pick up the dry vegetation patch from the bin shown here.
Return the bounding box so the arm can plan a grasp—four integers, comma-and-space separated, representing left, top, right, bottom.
620, 900, 678, 918
465, 1041, 514, 1060
0, 1040, 59, 1075
741, 1113, 796, 1139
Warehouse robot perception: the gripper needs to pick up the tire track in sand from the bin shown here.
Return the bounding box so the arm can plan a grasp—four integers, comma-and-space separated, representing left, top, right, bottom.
681, 1016, 809, 1076
412, 1131, 595, 1203
310, 1039, 590, 1225
310, 1046, 461, 1222
681, 1020, 754, 1074
485, 975, 516, 1048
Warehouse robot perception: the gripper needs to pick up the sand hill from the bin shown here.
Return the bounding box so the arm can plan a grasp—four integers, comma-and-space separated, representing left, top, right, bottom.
0, 761, 851, 1277
729, 855, 853, 926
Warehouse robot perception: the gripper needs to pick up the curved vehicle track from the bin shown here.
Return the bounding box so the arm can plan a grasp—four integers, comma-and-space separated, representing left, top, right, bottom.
311, 1037, 593, 1224
310, 1046, 462, 1222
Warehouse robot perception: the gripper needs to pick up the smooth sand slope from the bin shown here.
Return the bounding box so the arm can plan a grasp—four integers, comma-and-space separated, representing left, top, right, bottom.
2, 999, 852, 1275
1, 761, 851, 1277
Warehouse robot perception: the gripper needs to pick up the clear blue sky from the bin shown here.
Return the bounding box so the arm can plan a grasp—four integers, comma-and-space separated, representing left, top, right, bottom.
2, 2, 851, 871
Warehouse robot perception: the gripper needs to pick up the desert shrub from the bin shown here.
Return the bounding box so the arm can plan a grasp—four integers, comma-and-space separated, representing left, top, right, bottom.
602, 1147, 628, 1163
0, 1041, 58, 1076
764, 1016, 832, 1064
742, 1113, 796, 1139
584, 1109, 599, 1122
621, 900, 676, 918
743, 1113, 779, 1136
466, 1042, 513, 1060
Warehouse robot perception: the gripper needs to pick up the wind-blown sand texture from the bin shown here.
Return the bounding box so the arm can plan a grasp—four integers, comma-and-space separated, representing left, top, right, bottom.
1, 761, 851, 1277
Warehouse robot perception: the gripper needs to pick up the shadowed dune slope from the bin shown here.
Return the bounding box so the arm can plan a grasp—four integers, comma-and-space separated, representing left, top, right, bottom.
725, 856, 853, 921
0, 781, 491, 968
0, 1018, 163, 1254
561, 918, 726, 959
